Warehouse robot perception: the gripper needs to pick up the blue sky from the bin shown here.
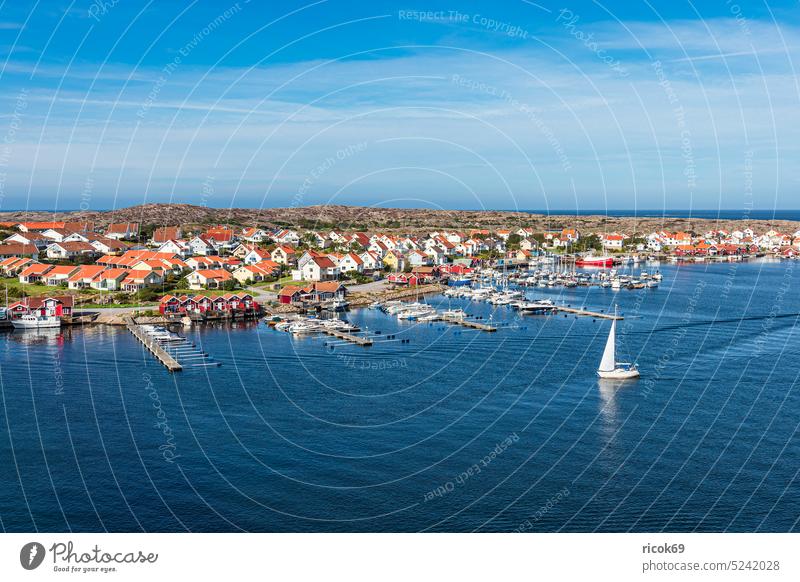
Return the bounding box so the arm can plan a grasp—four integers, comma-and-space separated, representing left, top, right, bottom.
0, 0, 798, 211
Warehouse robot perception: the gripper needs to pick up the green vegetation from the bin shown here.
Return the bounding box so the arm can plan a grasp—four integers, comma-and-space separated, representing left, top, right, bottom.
1, 279, 54, 298
80, 301, 156, 308
345, 273, 373, 284
625, 236, 647, 250
506, 233, 522, 250
167, 288, 233, 297
571, 234, 602, 253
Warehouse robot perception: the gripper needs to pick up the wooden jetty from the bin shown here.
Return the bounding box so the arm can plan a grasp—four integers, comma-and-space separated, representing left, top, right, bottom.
322, 328, 373, 346
553, 306, 622, 320
125, 317, 182, 371
437, 316, 497, 331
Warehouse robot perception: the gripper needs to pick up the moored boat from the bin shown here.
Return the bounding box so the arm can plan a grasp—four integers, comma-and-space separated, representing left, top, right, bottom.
12, 314, 61, 329
576, 256, 614, 268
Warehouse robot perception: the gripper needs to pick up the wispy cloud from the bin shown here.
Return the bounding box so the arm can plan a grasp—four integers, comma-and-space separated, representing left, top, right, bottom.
0, 16, 797, 210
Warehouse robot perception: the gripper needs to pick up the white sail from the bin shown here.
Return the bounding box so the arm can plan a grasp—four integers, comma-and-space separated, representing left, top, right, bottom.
598, 318, 616, 372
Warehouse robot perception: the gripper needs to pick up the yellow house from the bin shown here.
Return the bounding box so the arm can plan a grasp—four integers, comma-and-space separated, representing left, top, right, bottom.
382, 250, 405, 272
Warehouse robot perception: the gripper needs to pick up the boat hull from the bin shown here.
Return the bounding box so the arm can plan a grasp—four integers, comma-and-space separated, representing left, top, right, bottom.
576, 257, 614, 268
12, 319, 61, 329
597, 368, 640, 379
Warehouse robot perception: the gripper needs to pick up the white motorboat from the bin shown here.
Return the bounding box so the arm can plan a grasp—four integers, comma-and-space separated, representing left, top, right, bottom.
385, 301, 427, 315
515, 299, 555, 313
440, 309, 466, 320
12, 314, 61, 329
469, 287, 493, 299
398, 307, 435, 320
289, 322, 321, 335
416, 312, 440, 322
597, 308, 639, 380
321, 319, 359, 332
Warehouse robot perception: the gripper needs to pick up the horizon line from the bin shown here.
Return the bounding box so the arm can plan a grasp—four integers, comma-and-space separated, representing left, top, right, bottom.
1, 206, 799, 213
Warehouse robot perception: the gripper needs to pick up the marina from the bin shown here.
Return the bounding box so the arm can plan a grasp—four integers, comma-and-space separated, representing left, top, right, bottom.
126, 317, 182, 372
126, 317, 221, 371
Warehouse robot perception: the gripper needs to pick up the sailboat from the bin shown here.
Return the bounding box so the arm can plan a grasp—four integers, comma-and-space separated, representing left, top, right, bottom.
597, 307, 639, 379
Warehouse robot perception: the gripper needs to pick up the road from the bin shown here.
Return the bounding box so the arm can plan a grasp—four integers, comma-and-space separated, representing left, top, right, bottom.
345, 279, 390, 293
75, 306, 144, 315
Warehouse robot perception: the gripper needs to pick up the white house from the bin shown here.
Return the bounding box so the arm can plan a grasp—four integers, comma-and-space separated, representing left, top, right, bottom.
337, 252, 363, 273
42, 229, 91, 243
407, 250, 430, 266
157, 239, 189, 257
187, 236, 216, 256
601, 234, 625, 250
243, 247, 273, 265
45, 241, 97, 260
105, 223, 140, 240
186, 269, 233, 290
297, 256, 338, 281
270, 245, 296, 265
359, 251, 381, 271
368, 240, 389, 258
90, 236, 128, 255
241, 227, 268, 243
231, 263, 278, 284
273, 229, 300, 245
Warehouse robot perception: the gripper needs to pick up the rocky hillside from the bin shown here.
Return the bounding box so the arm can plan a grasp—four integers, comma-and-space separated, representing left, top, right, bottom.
1, 204, 797, 234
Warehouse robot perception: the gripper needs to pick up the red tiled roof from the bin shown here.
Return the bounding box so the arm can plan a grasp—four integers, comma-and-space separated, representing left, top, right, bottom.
46, 265, 80, 276
18, 221, 66, 230
152, 226, 180, 242
195, 269, 232, 280
51, 241, 95, 251
68, 265, 106, 281
278, 285, 304, 297
313, 256, 336, 269
21, 263, 53, 276
0, 243, 39, 256
98, 268, 129, 280
106, 222, 139, 234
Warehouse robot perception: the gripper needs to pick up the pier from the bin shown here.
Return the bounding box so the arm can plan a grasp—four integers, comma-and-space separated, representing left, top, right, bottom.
437, 316, 497, 331
125, 317, 183, 371
553, 306, 622, 320
322, 328, 374, 346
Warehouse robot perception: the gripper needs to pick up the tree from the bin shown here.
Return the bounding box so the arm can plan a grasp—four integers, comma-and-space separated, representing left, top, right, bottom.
574, 234, 602, 253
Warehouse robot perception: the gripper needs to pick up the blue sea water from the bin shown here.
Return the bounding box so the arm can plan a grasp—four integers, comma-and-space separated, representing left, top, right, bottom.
1, 259, 799, 532
520, 209, 800, 221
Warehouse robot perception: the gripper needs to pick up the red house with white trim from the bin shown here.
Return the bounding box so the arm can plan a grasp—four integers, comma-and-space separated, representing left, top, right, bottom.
8, 295, 74, 318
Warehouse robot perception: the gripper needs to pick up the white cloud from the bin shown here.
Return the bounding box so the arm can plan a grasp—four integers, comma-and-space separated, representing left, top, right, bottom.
1, 17, 797, 210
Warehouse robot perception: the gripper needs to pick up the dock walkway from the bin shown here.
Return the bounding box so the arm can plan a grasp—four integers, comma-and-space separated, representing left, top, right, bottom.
322, 328, 373, 346
553, 306, 622, 320
437, 316, 497, 331
125, 317, 182, 371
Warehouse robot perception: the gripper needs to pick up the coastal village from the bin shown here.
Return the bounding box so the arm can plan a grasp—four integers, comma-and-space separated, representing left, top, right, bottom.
1, 215, 799, 323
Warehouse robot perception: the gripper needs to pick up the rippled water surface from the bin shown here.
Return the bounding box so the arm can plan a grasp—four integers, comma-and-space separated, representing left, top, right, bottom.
1, 260, 799, 531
